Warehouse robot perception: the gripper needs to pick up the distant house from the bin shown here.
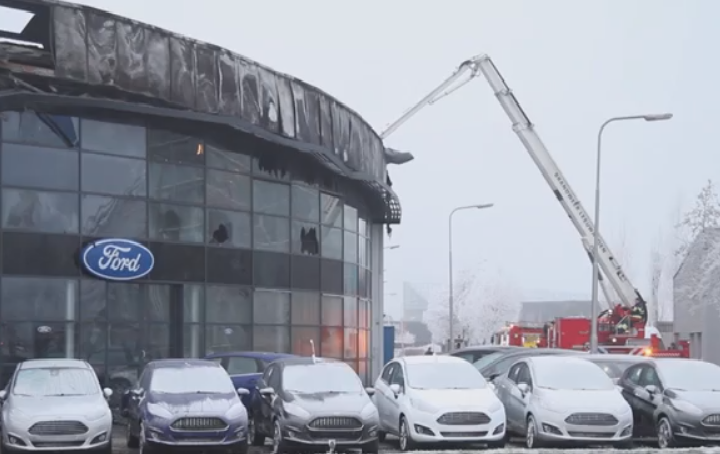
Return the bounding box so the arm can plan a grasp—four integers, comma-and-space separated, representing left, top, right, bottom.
518, 300, 602, 324
673, 228, 720, 364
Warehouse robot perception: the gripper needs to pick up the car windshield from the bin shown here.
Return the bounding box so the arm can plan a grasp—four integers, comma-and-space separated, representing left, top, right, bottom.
588, 360, 637, 379
659, 361, 720, 391
472, 352, 505, 371
283, 363, 364, 394
407, 361, 487, 390
150, 365, 235, 394
535, 360, 614, 390
13, 367, 99, 397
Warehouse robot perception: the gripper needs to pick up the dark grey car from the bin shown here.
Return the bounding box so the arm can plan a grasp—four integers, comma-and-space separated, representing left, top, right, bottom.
248, 357, 379, 453
617, 358, 720, 448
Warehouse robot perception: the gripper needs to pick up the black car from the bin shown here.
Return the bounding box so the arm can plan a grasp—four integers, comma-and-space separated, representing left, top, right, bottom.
450, 345, 523, 364
617, 358, 720, 448
581, 353, 647, 383
474, 348, 582, 381
248, 357, 379, 453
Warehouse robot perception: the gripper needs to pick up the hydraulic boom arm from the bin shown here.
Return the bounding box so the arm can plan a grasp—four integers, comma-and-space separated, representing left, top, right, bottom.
380, 54, 646, 313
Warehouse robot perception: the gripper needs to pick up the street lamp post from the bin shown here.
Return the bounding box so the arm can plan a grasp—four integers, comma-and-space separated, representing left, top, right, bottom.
590, 113, 673, 353
448, 203, 494, 348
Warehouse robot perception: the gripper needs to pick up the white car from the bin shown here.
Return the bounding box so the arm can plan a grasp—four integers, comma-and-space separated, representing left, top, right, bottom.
373, 355, 506, 451
494, 355, 633, 449
1, 359, 114, 453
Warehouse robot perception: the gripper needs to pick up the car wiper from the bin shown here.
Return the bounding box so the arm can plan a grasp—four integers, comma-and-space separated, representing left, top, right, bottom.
194, 391, 222, 394
46, 393, 85, 396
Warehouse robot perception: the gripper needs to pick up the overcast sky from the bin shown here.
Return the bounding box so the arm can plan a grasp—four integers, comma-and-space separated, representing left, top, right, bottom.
9, 0, 716, 315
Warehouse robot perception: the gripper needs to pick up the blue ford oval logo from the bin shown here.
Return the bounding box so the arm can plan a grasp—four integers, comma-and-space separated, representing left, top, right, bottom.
81, 238, 154, 281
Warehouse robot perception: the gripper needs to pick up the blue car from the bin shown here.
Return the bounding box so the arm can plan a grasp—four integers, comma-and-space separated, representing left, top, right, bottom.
122, 359, 249, 454
205, 352, 296, 406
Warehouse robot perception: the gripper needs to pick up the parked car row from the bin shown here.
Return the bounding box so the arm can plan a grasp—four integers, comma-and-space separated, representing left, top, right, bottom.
450, 345, 720, 449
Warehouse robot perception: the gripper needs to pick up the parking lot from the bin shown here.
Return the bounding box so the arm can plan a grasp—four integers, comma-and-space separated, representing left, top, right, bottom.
108, 426, 720, 454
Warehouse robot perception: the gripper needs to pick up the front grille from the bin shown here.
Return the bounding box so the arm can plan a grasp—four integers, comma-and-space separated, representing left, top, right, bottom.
564, 413, 618, 426
437, 412, 491, 425
704, 414, 720, 426
28, 421, 88, 436
440, 431, 488, 437
32, 441, 85, 448
307, 430, 361, 441
170, 417, 228, 431
567, 431, 615, 438
308, 417, 363, 429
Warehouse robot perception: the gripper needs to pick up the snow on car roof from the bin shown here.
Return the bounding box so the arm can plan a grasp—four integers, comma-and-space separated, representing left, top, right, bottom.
402, 355, 467, 365
527, 355, 590, 367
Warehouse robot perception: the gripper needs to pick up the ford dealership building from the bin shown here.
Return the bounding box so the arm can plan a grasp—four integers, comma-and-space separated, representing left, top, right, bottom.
0, 0, 402, 387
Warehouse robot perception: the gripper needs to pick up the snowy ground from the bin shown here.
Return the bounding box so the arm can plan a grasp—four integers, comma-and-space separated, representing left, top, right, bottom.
110, 428, 720, 454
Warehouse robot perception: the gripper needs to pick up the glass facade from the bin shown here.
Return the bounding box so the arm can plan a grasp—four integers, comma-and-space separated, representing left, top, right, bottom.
0, 111, 373, 387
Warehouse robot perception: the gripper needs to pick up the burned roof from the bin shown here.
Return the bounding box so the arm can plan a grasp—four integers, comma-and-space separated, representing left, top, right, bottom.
0, 0, 401, 223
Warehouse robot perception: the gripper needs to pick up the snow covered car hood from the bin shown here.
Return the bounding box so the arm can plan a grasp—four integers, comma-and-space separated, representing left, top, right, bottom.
537, 389, 630, 414
11, 395, 109, 418
673, 390, 720, 412
411, 388, 501, 410
147, 391, 240, 416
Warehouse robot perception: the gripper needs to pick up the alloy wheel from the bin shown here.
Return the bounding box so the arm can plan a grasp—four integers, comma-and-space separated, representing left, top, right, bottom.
248, 418, 255, 443
399, 418, 408, 451
658, 418, 671, 449
526, 416, 536, 449
272, 421, 281, 454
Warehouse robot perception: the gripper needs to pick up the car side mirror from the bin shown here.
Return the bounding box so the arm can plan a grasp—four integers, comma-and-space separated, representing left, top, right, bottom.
236, 388, 250, 396
0, 390, 7, 400
103, 388, 113, 399
259, 387, 275, 396
517, 383, 530, 395
645, 384, 659, 395
389, 384, 402, 397
365, 387, 375, 396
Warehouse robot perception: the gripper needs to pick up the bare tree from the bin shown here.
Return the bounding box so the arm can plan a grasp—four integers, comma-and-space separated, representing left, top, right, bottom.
428, 267, 521, 346
675, 179, 720, 260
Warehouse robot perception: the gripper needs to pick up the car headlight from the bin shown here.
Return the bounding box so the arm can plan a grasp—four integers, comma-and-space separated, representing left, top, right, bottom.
671, 400, 703, 415
360, 402, 378, 419
225, 404, 248, 421
409, 398, 438, 414
146, 403, 174, 421
284, 402, 310, 419
537, 398, 563, 413
487, 398, 503, 413
86, 409, 111, 421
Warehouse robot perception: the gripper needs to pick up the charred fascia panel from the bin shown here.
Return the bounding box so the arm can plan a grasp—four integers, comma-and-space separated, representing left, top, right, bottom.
0, 0, 401, 224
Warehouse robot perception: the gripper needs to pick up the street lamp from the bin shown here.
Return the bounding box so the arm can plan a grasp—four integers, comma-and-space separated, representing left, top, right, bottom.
589, 113, 673, 353
448, 203, 494, 346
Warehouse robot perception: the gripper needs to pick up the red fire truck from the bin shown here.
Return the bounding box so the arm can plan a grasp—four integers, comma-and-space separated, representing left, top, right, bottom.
492, 323, 544, 347
380, 54, 689, 359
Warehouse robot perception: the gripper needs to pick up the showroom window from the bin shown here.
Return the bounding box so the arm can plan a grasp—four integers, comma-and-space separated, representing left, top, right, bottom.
321, 193, 343, 228
205, 142, 251, 173
2, 143, 79, 191
2, 112, 79, 148
2, 188, 79, 234
291, 292, 320, 325
147, 129, 204, 166
253, 215, 290, 253
321, 226, 342, 260
81, 153, 146, 197
206, 170, 250, 211
206, 286, 252, 324
292, 220, 319, 256
81, 195, 147, 238
149, 203, 204, 243
291, 185, 320, 223
80, 119, 146, 158
149, 162, 204, 205
253, 180, 290, 216
207, 209, 251, 248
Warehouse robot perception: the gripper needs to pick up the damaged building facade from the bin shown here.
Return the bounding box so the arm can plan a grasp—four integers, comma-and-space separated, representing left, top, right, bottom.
0, 0, 403, 387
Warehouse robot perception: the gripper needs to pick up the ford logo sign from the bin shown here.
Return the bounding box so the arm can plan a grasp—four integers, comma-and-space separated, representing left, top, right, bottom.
81, 238, 154, 281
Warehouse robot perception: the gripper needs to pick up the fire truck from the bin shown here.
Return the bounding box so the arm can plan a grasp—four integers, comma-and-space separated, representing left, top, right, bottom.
492, 323, 544, 347
380, 54, 689, 358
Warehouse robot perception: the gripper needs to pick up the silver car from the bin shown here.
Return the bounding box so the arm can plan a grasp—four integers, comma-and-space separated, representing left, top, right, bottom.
495, 355, 633, 448
0, 359, 114, 453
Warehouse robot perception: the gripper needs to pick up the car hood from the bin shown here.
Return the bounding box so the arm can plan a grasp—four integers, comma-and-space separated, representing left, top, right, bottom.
411, 388, 500, 409
674, 391, 720, 411
13, 395, 107, 417
289, 391, 371, 414
539, 389, 629, 413
147, 391, 239, 415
